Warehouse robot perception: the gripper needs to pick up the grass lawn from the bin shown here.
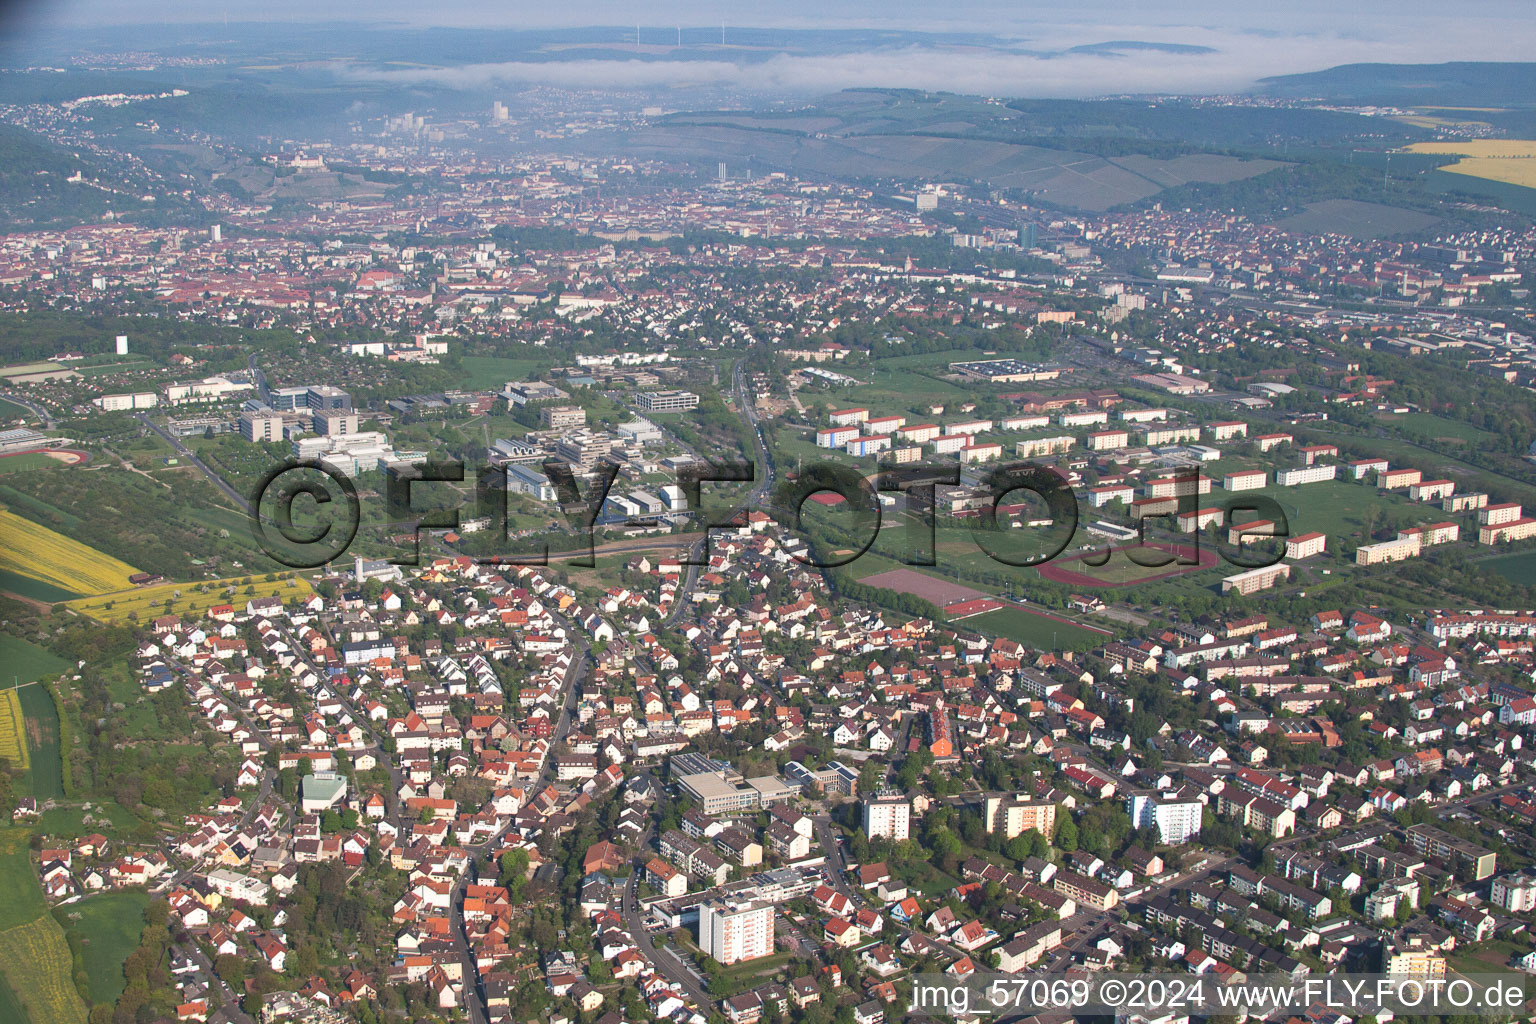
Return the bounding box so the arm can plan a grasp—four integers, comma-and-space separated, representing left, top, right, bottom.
54, 890, 149, 1005
0, 827, 45, 930
1376, 411, 1493, 444
1480, 549, 1536, 587
963, 606, 1108, 651
892, 857, 960, 896
33, 803, 140, 839
0, 396, 33, 421
1242, 480, 1438, 549
0, 637, 67, 687
0, 453, 61, 474
458, 354, 558, 390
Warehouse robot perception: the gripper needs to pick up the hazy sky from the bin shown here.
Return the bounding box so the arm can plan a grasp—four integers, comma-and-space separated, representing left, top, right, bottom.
6, 1, 1535, 97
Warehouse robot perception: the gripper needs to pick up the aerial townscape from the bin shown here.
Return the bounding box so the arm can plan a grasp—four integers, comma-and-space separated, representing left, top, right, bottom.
5, 4, 1536, 1024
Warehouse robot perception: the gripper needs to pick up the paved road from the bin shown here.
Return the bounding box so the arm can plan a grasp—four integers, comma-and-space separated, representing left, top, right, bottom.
621, 823, 715, 1007
134, 412, 253, 514
248, 353, 269, 406
811, 814, 968, 961
445, 614, 589, 1024
0, 390, 55, 428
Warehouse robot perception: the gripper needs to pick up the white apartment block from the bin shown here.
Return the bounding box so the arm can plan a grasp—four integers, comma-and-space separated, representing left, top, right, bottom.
1017, 435, 1075, 458
1127, 792, 1203, 845
699, 901, 774, 965
1223, 469, 1267, 491
1276, 464, 1337, 487
863, 796, 911, 841
1357, 535, 1422, 565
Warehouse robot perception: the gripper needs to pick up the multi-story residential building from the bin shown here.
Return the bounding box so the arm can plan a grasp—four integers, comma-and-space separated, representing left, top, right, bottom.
1222, 469, 1267, 491
1379, 467, 1422, 489
1145, 474, 1212, 499
983, 796, 1057, 840
1444, 492, 1488, 513
1285, 532, 1327, 559
862, 795, 911, 841
897, 423, 941, 444
846, 435, 892, 457
1409, 479, 1455, 502
1016, 435, 1074, 458
1276, 464, 1337, 487
1406, 823, 1496, 880
1053, 870, 1118, 911
1086, 429, 1130, 451
1348, 457, 1389, 479
1207, 421, 1248, 441
1490, 872, 1536, 913
1222, 564, 1292, 595
828, 408, 869, 428
1143, 425, 1201, 446
816, 426, 861, 448
1255, 432, 1292, 452
1126, 792, 1203, 845
1357, 535, 1422, 565
699, 900, 774, 965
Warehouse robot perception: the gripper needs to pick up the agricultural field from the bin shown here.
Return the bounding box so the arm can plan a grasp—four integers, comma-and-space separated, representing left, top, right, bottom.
17, 682, 63, 800
1272, 198, 1439, 239
0, 636, 68, 686
0, 827, 45, 929
0, 509, 141, 596
0, 688, 30, 773
54, 891, 148, 1006
1403, 139, 1536, 189
0, 970, 27, 1024
0, 915, 89, 1024
67, 571, 313, 623
0, 568, 79, 602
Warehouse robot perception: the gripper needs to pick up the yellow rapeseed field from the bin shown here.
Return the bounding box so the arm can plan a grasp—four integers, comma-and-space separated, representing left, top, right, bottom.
0, 916, 88, 1024
67, 572, 313, 623
0, 509, 141, 597
0, 689, 29, 772
1403, 139, 1536, 189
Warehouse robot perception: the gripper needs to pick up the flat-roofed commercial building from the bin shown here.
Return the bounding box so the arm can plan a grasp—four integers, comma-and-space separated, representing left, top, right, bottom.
678, 771, 760, 815
239, 409, 284, 443
636, 390, 699, 413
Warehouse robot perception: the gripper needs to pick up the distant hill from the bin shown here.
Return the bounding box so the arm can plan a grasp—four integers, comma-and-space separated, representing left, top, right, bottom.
1258, 62, 1536, 109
